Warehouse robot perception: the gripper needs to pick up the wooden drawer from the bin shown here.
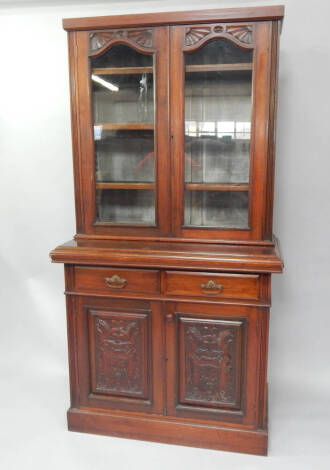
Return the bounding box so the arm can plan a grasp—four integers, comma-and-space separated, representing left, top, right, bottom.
73, 266, 160, 294
164, 271, 260, 300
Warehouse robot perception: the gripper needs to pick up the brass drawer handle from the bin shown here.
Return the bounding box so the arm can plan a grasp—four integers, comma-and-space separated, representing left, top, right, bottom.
105, 275, 127, 289
200, 280, 222, 295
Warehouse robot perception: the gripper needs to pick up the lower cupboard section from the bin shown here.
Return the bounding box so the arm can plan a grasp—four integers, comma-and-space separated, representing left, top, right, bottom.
66, 295, 269, 453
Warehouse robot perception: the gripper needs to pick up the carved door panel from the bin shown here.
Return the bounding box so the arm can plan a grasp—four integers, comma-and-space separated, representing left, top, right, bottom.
165, 302, 263, 425
74, 296, 164, 414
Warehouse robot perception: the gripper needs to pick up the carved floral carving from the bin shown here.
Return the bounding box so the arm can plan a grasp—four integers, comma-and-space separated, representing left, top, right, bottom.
90, 29, 153, 52
225, 25, 253, 44
93, 315, 145, 395
185, 27, 212, 46
185, 24, 253, 46
183, 322, 237, 404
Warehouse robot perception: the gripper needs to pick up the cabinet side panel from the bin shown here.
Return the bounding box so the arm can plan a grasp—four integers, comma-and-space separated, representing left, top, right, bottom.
67, 32, 85, 234
65, 265, 80, 407
249, 21, 273, 240
264, 21, 281, 239
256, 307, 270, 428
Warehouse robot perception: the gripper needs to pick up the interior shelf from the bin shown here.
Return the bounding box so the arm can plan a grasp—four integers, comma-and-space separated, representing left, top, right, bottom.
92, 63, 252, 76
185, 183, 249, 191
92, 66, 153, 75
186, 63, 252, 73
96, 183, 248, 193
96, 182, 155, 190
95, 123, 154, 131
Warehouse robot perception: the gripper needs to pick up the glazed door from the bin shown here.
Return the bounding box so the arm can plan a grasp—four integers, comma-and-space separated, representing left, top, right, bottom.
72, 296, 164, 413
170, 22, 273, 241
165, 302, 264, 425
72, 27, 170, 237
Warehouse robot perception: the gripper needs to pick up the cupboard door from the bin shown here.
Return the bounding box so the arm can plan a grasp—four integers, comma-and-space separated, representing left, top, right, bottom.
72, 296, 164, 414
165, 302, 265, 425
170, 22, 273, 241
71, 27, 170, 237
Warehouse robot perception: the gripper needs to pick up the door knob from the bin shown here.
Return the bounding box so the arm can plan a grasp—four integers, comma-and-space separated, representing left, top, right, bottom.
166, 313, 174, 322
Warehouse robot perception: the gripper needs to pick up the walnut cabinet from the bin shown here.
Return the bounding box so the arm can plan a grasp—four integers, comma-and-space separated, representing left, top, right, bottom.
51, 5, 284, 455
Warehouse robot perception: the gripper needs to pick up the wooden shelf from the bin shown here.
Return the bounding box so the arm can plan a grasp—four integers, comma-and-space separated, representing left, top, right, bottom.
92, 63, 252, 76
96, 182, 155, 190
95, 123, 154, 131
186, 63, 252, 73
97, 183, 247, 192
97, 183, 248, 191
93, 66, 153, 75
185, 183, 249, 191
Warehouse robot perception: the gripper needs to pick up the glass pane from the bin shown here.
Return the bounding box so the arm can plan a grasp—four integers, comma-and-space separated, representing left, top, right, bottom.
92, 45, 154, 124
91, 44, 155, 224
97, 189, 155, 224
185, 39, 252, 65
95, 130, 154, 183
184, 191, 248, 228
184, 39, 252, 229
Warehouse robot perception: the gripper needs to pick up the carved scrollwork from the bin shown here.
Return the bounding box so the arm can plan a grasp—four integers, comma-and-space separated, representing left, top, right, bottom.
90, 28, 153, 52
225, 25, 253, 44
185, 27, 212, 46
185, 24, 253, 47
127, 29, 153, 48
93, 315, 145, 395
183, 321, 238, 405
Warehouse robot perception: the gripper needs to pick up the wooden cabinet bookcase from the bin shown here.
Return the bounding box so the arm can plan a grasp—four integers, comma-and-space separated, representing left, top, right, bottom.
50, 5, 284, 455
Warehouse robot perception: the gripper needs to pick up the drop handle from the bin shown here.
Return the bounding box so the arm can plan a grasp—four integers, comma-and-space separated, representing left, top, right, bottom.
105, 275, 127, 289
200, 280, 223, 295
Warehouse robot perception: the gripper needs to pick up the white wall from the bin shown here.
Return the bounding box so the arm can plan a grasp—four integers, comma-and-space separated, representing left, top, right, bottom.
0, 1, 329, 468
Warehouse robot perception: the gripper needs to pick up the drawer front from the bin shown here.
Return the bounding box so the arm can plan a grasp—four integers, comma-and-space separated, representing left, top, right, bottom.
164, 271, 260, 300
74, 266, 160, 294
